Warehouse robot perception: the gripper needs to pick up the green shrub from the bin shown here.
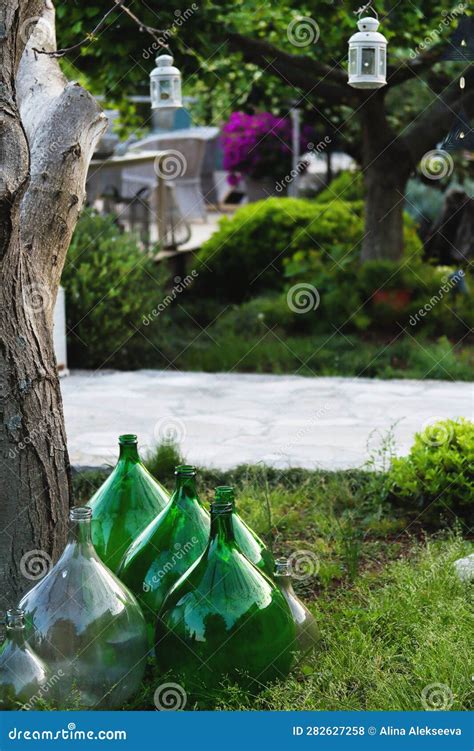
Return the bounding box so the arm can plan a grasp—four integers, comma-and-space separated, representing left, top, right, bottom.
62, 210, 164, 368
283, 251, 470, 337
316, 169, 365, 203
387, 419, 474, 523
197, 190, 425, 305
145, 440, 184, 486
197, 198, 365, 302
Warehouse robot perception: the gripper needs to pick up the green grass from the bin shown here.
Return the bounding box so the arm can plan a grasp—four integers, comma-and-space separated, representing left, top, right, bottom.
145, 324, 473, 381
210, 535, 473, 711
73, 449, 473, 711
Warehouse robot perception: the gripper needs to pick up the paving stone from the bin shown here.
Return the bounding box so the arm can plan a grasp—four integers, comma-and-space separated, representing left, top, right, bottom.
62, 370, 473, 470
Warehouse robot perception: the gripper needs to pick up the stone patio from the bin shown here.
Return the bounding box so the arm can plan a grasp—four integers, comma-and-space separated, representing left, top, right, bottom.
61, 370, 473, 471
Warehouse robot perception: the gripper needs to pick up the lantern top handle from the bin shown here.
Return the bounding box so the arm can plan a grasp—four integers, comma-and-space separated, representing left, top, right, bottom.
354, 2, 378, 20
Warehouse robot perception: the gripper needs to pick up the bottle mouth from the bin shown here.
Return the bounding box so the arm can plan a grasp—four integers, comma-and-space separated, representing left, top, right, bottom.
70, 506, 93, 522
210, 501, 233, 515
274, 557, 290, 576
6, 608, 25, 628
119, 434, 138, 445
175, 464, 196, 477
215, 485, 235, 501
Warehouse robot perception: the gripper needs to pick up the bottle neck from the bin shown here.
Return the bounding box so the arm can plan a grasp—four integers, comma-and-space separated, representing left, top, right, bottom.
118, 435, 140, 463
7, 624, 27, 647
173, 467, 197, 507
274, 559, 293, 591
6, 610, 27, 647
214, 486, 235, 509
67, 507, 94, 547
210, 503, 235, 544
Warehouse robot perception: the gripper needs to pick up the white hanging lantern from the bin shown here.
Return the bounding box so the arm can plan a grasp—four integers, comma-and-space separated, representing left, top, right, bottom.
348, 12, 387, 90
150, 53, 182, 111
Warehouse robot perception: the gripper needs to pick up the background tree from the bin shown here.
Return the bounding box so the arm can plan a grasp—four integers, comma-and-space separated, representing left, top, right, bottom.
56, 0, 474, 261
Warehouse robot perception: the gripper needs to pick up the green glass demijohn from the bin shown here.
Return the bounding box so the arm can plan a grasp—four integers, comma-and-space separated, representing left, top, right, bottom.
117, 465, 210, 644
19, 507, 148, 709
155, 499, 296, 699
214, 486, 275, 577
274, 558, 318, 657
0, 609, 50, 709
87, 434, 169, 572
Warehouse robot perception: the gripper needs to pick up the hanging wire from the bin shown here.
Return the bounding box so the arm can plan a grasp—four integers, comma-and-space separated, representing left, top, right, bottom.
354, 3, 378, 19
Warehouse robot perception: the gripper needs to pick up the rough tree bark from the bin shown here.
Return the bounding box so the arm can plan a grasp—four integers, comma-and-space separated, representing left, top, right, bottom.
0, 0, 106, 607
358, 93, 412, 263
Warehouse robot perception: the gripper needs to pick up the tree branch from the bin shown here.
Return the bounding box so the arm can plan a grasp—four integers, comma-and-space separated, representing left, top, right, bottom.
402, 69, 474, 163
227, 32, 354, 105
387, 42, 448, 88
17, 0, 107, 311
33, 0, 168, 58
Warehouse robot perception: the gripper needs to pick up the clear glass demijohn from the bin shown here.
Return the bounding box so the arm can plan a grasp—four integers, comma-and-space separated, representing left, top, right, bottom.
0, 609, 50, 709
19, 507, 148, 709
274, 558, 318, 656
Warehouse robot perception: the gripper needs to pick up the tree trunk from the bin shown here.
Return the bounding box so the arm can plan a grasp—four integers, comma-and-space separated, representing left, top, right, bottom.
359, 93, 412, 263
0, 0, 106, 607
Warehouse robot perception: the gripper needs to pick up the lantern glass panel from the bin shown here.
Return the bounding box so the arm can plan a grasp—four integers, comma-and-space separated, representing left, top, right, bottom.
349, 47, 358, 75
379, 47, 386, 75
159, 80, 172, 101
361, 48, 376, 75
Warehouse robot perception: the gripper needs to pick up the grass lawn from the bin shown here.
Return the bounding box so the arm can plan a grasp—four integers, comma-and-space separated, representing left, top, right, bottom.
142, 321, 474, 381
73, 455, 473, 712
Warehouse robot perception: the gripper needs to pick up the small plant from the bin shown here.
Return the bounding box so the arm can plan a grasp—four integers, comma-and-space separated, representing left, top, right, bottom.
145, 440, 185, 486
387, 418, 474, 523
